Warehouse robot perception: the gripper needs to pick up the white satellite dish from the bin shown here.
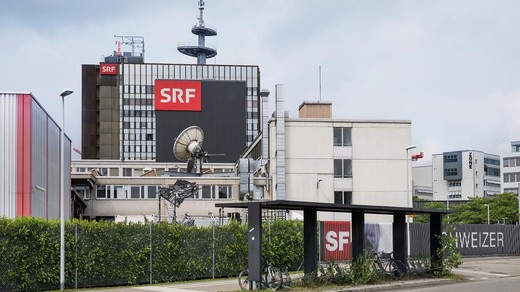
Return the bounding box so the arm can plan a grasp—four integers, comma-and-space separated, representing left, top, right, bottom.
173, 126, 204, 161
173, 126, 206, 174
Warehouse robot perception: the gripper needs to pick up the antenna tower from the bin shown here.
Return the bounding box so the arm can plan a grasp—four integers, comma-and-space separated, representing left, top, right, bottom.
178, 0, 217, 64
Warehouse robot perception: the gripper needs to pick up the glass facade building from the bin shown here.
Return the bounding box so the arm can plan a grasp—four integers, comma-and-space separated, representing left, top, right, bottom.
82, 63, 260, 161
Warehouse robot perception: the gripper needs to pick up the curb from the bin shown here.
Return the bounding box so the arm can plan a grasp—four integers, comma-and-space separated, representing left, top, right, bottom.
337, 278, 455, 292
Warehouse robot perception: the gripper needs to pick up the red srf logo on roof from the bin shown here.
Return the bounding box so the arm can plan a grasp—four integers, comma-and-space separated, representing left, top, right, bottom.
154, 80, 202, 111
100, 64, 118, 75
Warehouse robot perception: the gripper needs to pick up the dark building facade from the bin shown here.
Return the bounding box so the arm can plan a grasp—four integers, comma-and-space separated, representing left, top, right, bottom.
81, 63, 261, 162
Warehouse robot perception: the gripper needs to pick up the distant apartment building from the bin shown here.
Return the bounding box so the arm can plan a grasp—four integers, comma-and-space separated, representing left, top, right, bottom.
432, 150, 501, 203
502, 141, 520, 193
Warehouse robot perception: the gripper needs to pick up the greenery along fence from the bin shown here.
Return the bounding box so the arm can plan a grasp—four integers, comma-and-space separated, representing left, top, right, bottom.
0, 217, 304, 292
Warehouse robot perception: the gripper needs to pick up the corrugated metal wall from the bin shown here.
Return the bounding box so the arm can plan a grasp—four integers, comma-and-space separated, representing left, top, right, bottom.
31, 99, 48, 218
0, 94, 18, 218
47, 119, 60, 219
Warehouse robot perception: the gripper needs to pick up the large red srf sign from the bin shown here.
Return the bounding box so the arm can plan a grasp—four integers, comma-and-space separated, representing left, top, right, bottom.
100, 64, 118, 75
323, 221, 351, 261
154, 80, 202, 111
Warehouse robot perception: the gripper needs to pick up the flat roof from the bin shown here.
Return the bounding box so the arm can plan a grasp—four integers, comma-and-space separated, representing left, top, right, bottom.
216, 200, 453, 215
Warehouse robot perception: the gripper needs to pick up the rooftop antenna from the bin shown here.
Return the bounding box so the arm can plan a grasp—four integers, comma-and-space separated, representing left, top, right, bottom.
178, 0, 217, 64
319, 65, 322, 102
113, 35, 145, 59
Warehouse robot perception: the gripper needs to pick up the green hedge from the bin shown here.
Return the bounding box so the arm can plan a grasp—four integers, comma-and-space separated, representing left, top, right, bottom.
0, 217, 303, 291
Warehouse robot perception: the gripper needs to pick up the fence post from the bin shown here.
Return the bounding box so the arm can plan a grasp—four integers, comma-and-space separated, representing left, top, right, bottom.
75, 222, 78, 290
149, 221, 153, 284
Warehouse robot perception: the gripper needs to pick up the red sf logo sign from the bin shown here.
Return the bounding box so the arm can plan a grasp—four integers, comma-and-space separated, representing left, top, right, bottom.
154, 80, 202, 111
323, 221, 351, 261
100, 64, 117, 75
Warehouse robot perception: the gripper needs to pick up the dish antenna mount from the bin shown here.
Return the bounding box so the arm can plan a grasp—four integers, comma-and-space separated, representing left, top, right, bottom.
173, 126, 208, 175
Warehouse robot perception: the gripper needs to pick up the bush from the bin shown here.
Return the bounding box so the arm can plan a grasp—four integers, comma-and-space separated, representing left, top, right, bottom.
0, 217, 304, 291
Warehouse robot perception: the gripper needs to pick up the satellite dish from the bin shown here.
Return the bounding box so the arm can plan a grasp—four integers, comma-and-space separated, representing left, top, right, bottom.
173, 126, 205, 161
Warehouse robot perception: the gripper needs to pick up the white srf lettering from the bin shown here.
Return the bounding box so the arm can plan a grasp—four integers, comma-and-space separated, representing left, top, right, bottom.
325, 231, 338, 251
325, 231, 349, 252
159, 88, 196, 103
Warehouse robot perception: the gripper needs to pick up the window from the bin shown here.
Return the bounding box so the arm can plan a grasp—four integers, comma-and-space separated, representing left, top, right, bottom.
97, 185, 107, 198
334, 159, 352, 178
218, 185, 232, 199
131, 186, 140, 199
202, 185, 212, 199
333, 127, 352, 146
123, 168, 133, 177
334, 191, 352, 204
113, 185, 124, 199
147, 186, 157, 199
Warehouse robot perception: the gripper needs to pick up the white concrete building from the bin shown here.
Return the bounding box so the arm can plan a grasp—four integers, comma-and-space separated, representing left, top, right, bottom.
501, 141, 520, 193
432, 150, 500, 204
267, 99, 413, 222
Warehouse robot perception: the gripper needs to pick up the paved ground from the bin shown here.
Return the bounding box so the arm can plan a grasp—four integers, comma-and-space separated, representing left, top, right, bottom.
86, 256, 520, 292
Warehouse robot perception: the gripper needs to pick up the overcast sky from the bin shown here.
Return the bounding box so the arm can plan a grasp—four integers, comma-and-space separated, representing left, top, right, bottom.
1, 0, 519, 163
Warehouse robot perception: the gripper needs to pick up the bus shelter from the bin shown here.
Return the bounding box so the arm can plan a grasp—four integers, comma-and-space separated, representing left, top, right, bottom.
216, 200, 451, 289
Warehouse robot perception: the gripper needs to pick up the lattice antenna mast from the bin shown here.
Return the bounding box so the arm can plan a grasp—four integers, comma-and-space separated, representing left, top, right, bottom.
114, 35, 145, 59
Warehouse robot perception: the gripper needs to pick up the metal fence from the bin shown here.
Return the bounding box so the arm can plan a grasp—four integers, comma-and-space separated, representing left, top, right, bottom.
0, 220, 248, 292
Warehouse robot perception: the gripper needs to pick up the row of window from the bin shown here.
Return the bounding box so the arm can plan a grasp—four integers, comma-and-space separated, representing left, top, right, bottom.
503, 157, 520, 167
334, 159, 352, 178
96, 184, 232, 200
334, 191, 352, 205
445, 168, 458, 176
333, 127, 352, 146
448, 193, 462, 199
448, 180, 461, 187
444, 154, 458, 163
484, 158, 500, 166
503, 172, 520, 183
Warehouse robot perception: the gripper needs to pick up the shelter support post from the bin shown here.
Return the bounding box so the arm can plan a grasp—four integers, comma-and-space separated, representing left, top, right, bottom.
351, 211, 365, 259
393, 213, 407, 272
303, 208, 317, 275
247, 202, 262, 290
430, 213, 442, 271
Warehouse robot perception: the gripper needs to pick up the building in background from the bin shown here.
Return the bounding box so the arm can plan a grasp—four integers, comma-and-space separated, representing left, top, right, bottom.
502, 141, 520, 193
432, 150, 501, 204
0, 92, 77, 219
412, 165, 433, 201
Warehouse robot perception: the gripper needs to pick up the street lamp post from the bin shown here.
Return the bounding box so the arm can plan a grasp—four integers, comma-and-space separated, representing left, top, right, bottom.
483, 203, 490, 225
406, 145, 416, 207
60, 89, 73, 291
405, 145, 416, 258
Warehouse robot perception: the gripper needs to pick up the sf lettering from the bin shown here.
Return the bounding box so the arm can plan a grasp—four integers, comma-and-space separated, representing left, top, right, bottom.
160, 88, 197, 104
325, 231, 350, 251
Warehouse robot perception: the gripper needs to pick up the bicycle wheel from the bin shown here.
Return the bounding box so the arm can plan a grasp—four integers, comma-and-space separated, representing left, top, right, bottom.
390, 261, 404, 278
264, 266, 283, 290
238, 269, 249, 291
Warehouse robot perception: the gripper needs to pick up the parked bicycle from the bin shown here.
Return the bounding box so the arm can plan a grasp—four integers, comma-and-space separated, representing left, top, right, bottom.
372, 252, 404, 278
238, 260, 283, 290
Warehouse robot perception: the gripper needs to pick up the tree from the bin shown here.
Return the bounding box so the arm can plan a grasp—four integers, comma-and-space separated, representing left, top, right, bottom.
449, 193, 519, 225
413, 201, 447, 223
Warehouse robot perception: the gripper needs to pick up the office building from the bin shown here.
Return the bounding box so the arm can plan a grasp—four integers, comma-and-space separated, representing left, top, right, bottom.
502, 141, 520, 193
432, 150, 501, 203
